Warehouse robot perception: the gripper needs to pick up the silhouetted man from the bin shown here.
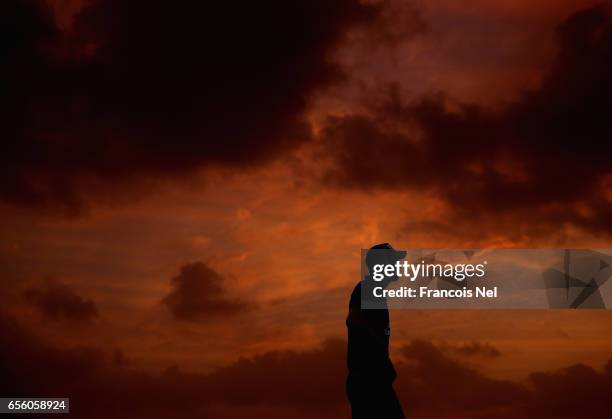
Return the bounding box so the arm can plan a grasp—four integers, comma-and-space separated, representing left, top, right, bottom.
346, 243, 406, 419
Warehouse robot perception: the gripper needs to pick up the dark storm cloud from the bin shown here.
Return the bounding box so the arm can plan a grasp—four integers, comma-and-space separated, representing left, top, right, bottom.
526, 361, 612, 419
1, 0, 376, 211
206, 339, 346, 409
162, 261, 251, 321
395, 340, 528, 415
24, 278, 99, 322
1, 312, 611, 419
322, 5, 612, 235
351, 0, 429, 47
441, 340, 502, 358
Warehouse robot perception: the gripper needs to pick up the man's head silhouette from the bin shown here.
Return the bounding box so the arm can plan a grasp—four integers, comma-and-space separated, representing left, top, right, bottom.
365, 243, 406, 286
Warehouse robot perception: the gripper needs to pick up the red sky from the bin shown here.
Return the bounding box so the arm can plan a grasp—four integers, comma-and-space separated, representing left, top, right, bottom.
1, 1, 612, 418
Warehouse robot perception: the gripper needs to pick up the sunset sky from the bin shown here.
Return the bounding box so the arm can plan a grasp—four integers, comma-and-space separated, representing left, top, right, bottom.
2, 1, 612, 418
